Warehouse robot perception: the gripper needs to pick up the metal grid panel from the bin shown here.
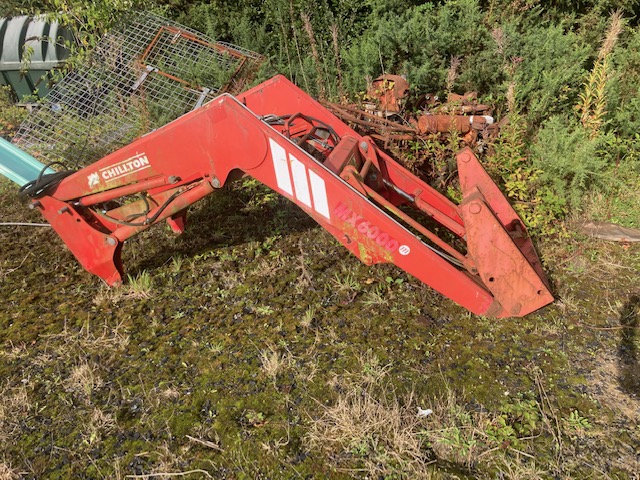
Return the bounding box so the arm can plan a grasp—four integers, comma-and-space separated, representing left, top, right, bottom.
141, 27, 243, 92
12, 12, 262, 167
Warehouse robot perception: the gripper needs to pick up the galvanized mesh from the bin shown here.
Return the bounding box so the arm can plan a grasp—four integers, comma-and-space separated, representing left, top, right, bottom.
12, 12, 262, 168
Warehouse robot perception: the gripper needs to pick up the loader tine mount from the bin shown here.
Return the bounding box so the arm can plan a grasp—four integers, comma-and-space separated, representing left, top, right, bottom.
18, 75, 553, 318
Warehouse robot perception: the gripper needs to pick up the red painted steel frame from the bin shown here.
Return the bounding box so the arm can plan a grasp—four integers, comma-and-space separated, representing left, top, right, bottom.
31, 75, 553, 318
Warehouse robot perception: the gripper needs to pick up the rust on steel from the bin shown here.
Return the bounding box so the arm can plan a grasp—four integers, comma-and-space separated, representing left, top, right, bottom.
366, 74, 410, 114
324, 75, 500, 146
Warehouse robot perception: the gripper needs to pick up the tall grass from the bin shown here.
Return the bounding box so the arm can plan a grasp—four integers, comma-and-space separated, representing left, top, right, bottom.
577, 10, 624, 137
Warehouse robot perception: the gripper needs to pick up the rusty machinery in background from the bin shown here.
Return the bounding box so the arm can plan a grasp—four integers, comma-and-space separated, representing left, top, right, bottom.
324, 74, 500, 148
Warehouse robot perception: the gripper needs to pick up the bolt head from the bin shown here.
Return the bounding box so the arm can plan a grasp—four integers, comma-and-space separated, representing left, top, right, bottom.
211, 177, 221, 188
105, 237, 117, 246
360, 141, 368, 151
469, 203, 482, 214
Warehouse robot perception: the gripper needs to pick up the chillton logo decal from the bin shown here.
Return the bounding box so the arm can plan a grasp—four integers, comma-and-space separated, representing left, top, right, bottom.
87, 153, 151, 188
334, 202, 410, 255
269, 138, 330, 220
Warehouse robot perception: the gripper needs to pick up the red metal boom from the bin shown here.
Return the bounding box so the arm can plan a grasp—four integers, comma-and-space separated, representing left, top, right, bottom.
28, 75, 553, 317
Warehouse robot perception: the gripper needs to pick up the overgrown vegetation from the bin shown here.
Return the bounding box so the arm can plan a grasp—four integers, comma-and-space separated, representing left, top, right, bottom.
3, 0, 640, 231
0, 86, 26, 138
1, 0, 640, 478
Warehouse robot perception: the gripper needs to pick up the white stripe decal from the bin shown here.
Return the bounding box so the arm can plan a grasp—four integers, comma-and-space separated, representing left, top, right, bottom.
269, 138, 293, 196
309, 170, 330, 219
290, 154, 311, 208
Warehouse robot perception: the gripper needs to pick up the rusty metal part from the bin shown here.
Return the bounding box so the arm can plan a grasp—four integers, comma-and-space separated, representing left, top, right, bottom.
444, 92, 490, 114
417, 114, 494, 134
323, 101, 418, 144
326, 74, 501, 148
325, 100, 499, 148
366, 74, 410, 114
323, 102, 416, 133
414, 91, 490, 115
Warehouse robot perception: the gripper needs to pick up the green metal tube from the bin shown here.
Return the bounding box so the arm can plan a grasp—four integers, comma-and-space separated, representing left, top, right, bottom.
0, 137, 54, 186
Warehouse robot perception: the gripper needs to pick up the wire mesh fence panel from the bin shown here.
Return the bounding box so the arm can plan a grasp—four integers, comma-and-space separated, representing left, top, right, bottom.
12, 12, 263, 168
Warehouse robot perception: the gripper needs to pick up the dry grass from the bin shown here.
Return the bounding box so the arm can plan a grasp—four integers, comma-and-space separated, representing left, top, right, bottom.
42, 319, 130, 359
307, 389, 429, 478
83, 408, 117, 446
126, 271, 153, 299
93, 285, 125, 305
356, 350, 391, 385
64, 362, 104, 401
300, 305, 315, 329
82, 319, 130, 351
362, 283, 389, 308
423, 388, 490, 465
93, 271, 153, 304
258, 342, 322, 389
446, 55, 461, 93
123, 442, 215, 479
307, 383, 433, 478
259, 344, 293, 381
0, 385, 32, 443
251, 256, 284, 278
305, 355, 573, 479
158, 387, 181, 401
306, 352, 434, 477
599, 9, 624, 59
0, 341, 29, 360
0, 463, 19, 480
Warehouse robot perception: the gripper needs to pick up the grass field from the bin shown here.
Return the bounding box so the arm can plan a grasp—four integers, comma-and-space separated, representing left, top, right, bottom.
0, 176, 639, 479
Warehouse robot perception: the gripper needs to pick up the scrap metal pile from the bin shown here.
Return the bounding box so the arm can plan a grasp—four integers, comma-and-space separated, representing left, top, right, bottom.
11, 12, 263, 168
324, 74, 500, 148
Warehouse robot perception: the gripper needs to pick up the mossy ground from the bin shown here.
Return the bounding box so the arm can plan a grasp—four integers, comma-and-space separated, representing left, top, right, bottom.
0, 176, 638, 479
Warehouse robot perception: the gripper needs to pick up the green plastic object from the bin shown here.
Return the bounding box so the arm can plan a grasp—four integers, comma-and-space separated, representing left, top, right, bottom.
0, 15, 72, 100
0, 16, 32, 99
0, 137, 54, 186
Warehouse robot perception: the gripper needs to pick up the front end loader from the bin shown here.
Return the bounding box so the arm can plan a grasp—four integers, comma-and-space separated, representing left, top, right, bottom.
4, 75, 553, 317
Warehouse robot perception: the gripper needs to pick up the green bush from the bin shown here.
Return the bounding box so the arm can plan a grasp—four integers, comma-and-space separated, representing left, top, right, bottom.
607, 28, 640, 138
341, 0, 491, 95
531, 116, 610, 211
511, 25, 591, 128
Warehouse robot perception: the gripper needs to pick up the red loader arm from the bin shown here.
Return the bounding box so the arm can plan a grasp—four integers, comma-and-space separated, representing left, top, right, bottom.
25, 75, 552, 318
